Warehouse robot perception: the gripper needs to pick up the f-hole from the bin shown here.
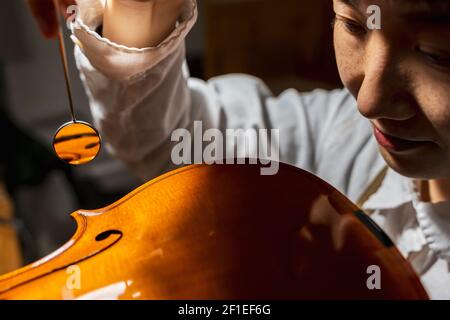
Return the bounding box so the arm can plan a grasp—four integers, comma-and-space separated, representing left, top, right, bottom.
96, 230, 122, 242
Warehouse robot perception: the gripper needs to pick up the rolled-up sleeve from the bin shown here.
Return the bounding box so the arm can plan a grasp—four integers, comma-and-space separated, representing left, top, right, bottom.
72, 0, 200, 179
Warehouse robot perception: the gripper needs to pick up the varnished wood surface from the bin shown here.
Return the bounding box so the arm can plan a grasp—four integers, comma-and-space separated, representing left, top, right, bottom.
0, 163, 428, 300
53, 122, 101, 165
0, 183, 22, 275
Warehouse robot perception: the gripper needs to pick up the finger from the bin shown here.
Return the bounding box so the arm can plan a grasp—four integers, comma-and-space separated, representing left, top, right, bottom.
27, 0, 76, 38
27, 0, 58, 38
59, 0, 77, 19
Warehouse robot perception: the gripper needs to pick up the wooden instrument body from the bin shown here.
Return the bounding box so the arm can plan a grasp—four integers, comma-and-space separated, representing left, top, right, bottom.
0, 183, 22, 275
0, 163, 428, 299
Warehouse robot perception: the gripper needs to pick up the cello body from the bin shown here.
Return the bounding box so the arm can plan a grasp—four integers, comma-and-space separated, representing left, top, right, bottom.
0, 163, 428, 300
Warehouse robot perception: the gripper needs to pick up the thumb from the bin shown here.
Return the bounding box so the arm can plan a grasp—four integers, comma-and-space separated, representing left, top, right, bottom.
27, 0, 58, 38
27, 0, 76, 38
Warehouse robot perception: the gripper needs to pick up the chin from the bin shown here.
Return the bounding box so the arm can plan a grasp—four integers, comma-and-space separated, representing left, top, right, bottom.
378, 147, 450, 180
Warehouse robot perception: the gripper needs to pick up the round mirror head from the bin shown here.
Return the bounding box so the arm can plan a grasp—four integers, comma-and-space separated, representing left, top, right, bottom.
53, 121, 101, 165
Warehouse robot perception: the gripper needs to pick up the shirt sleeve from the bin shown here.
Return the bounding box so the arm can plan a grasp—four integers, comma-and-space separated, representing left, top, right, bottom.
72, 0, 198, 180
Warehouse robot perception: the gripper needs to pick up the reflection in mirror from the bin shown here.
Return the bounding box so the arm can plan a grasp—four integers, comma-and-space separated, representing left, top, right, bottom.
53, 121, 101, 165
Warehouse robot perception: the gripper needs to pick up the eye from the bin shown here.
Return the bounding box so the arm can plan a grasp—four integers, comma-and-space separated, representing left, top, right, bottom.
336, 15, 367, 36
416, 47, 450, 69
343, 20, 367, 36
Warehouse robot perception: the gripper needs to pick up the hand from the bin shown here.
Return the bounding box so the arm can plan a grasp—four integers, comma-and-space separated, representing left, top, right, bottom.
103, 0, 185, 48
27, 0, 76, 38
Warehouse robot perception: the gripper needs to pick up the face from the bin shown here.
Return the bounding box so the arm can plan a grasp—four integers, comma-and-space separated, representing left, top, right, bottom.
333, 0, 450, 179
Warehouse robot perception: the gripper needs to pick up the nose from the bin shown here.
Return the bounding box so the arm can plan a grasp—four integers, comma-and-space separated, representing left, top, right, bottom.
356, 35, 416, 121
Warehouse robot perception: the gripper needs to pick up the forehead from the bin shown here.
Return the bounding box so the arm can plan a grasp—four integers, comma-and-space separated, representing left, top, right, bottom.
389, 0, 450, 16
340, 0, 450, 24
341, 0, 450, 11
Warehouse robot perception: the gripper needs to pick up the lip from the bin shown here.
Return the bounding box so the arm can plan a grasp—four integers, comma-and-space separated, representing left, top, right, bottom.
373, 126, 429, 152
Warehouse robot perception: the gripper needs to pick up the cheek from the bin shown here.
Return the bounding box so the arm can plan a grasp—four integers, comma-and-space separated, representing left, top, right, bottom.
409, 63, 450, 145
333, 28, 364, 98
417, 87, 450, 145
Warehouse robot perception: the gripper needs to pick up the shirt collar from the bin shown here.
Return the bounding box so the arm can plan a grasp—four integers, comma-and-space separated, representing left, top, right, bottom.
363, 168, 414, 210
363, 168, 450, 262
414, 196, 450, 261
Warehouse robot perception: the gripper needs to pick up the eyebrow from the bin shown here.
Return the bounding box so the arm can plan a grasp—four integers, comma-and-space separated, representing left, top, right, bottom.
339, 0, 360, 7
338, 0, 450, 25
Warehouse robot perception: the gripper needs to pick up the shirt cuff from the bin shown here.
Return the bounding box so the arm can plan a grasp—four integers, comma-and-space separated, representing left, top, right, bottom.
71, 0, 197, 80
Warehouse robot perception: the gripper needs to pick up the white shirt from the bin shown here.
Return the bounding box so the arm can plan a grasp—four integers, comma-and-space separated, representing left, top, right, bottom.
71, 0, 450, 299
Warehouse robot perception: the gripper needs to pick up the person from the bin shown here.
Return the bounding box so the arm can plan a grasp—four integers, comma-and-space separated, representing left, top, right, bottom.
27, 0, 450, 299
